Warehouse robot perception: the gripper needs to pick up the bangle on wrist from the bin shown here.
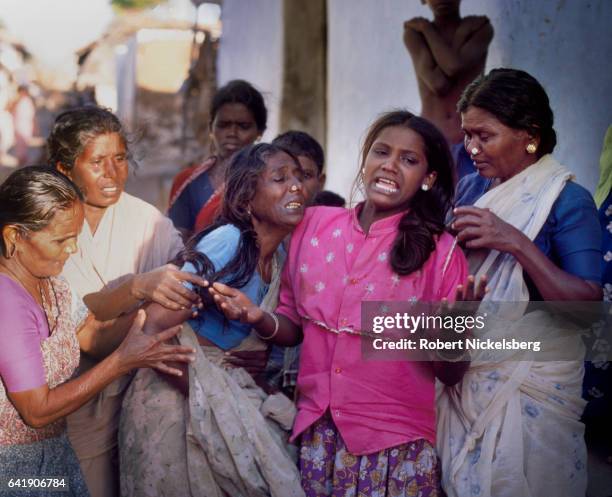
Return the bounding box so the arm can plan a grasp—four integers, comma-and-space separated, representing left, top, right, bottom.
254, 311, 279, 341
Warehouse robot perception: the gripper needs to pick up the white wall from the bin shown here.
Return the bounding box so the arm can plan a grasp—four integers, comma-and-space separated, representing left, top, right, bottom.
327, 0, 417, 201
217, 0, 283, 142
327, 0, 612, 201
217, 0, 612, 201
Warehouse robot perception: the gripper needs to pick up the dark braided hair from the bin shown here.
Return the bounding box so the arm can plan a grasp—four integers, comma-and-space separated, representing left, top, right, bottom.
458, 68, 557, 157
355, 110, 455, 276
173, 143, 299, 299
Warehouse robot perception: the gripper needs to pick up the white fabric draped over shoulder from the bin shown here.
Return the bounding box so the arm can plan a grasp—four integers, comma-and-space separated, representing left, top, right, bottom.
63, 192, 183, 298
61, 192, 183, 497
437, 155, 588, 497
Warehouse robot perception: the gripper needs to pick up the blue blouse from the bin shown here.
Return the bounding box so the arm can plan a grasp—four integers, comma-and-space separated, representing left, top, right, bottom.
182, 224, 267, 349
456, 173, 602, 300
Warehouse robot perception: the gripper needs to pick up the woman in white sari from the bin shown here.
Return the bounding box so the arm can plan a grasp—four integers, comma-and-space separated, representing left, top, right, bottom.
438, 68, 602, 497
48, 106, 207, 497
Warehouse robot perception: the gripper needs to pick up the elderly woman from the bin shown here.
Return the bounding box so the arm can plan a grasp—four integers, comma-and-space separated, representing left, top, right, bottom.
438, 68, 602, 497
120, 143, 306, 497
47, 106, 206, 497
0, 167, 194, 495
168, 79, 267, 234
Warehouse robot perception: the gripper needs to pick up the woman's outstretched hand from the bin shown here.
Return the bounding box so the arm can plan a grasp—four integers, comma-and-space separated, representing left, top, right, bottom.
453, 274, 488, 302
431, 275, 488, 385
114, 309, 196, 376
208, 282, 265, 325
132, 264, 208, 311
433, 274, 488, 332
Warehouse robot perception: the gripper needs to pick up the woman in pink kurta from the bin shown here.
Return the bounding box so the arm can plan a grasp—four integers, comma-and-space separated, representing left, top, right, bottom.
212, 111, 481, 497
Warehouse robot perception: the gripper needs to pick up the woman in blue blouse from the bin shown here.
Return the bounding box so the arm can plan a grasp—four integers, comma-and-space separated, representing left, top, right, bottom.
438, 68, 601, 497
119, 143, 307, 497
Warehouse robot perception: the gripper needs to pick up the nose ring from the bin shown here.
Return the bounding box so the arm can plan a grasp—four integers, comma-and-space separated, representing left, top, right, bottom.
470, 147, 479, 156
290, 184, 298, 193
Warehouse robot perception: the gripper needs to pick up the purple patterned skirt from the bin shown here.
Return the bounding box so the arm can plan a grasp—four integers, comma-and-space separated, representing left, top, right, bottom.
298, 412, 442, 497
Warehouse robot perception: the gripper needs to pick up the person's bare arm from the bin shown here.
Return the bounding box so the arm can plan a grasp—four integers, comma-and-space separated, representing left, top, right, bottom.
432, 275, 487, 386
7, 310, 195, 428
83, 264, 207, 321
404, 20, 452, 95
409, 17, 463, 79
405, 16, 492, 81
209, 282, 303, 346
139, 303, 195, 395
453, 17, 494, 71
77, 312, 137, 360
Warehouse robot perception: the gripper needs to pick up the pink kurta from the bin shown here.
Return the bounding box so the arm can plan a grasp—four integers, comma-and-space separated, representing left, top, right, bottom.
277, 206, 468, 455
0, 276, 80, 445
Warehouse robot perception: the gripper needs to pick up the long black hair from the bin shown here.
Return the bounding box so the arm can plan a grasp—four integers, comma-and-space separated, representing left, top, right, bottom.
173, 143, 298, 296
355, 110, 455, 276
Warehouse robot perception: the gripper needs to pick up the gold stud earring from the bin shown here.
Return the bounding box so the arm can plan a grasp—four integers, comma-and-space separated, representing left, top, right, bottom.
526, 143, 537, 154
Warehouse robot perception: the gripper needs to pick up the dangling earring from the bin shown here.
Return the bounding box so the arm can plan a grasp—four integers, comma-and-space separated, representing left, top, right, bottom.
421, 184, 430, 191
526, 143, 537, 154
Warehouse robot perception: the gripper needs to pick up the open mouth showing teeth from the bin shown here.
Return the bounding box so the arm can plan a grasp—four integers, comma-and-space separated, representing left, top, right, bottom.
374, 178, 399, 193
285, 201, 303, 210
102, 187, 118, 193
